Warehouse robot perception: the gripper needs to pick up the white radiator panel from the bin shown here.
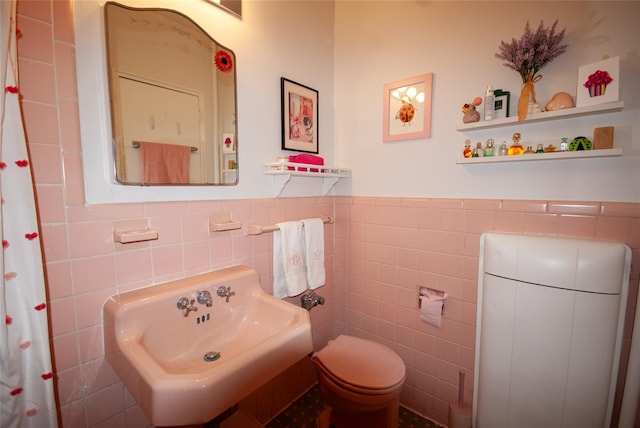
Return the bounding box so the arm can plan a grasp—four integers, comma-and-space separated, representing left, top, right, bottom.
474, 233, 631, 428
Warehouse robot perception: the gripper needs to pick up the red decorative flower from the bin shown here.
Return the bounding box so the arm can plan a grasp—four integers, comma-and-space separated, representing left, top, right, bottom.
15, 159, 28, 167
10, 387, 23, 396
34, 303, 46, 311
214, 50, 233, 73
6, 315, 12, 325
5, 86, 18, 94
0, 162, 6, 170
2, 239, 8, 248
25, 232, 38, 240
41, 372, 54, 380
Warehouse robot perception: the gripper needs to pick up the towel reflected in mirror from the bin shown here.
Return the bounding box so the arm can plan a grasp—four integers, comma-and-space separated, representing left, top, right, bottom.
139, 141, 190, 184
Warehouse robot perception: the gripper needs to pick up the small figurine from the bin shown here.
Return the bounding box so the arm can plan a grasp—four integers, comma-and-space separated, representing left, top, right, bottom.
545, 92, 575, 111
462, 97, 482, 123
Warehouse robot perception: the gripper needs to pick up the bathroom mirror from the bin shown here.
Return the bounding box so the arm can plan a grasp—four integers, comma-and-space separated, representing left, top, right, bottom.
105, 2, 238, 185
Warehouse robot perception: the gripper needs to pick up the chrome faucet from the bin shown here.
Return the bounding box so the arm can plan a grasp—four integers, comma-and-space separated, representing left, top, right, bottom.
301, 291, 325, 311
176, 297, 197, 317
197, 290, 213, 307
216, 286, 235, 303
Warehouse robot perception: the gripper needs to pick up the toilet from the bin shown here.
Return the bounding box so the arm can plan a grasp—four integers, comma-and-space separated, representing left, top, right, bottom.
312, 335, 406, 428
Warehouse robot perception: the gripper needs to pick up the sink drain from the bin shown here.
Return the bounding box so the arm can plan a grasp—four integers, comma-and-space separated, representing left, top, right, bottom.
204, 351, 221, 362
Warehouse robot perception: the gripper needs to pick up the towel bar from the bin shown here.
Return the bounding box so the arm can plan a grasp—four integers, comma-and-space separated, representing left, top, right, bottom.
132, 141, 198, 153
246, 216, 333, 235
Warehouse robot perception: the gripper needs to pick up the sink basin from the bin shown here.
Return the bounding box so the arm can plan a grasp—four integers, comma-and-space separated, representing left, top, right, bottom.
103, 265, 313, 426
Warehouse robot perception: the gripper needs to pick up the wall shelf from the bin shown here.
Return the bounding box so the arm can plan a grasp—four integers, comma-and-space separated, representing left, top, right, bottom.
264, 162, 351, 196
456, 101, 624, 132
457, 148, 622, 164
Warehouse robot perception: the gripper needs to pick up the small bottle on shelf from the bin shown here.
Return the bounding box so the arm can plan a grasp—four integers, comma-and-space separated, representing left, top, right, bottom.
473, 142, 484, 157
498, 141, 508, 156
463, 140, 473, 158
484, 85, 494, 121
484, 139, 495, 157
507, 132, 524, 155
560, 137, 569, 152
536, 144, 545, 154
524, 145, 535, 154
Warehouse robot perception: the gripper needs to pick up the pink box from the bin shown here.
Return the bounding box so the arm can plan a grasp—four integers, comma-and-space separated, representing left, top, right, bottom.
288, 154, 324, 172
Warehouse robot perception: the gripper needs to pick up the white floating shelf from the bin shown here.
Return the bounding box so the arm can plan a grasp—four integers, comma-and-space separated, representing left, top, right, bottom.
456, 101, 624, 132
456, 148, 622, 164
264, 162, 351, 196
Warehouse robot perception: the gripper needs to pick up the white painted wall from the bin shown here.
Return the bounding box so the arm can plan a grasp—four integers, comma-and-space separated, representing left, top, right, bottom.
76, 1, 639, 203
333, 1, 640, 202
75, 0, 337, 203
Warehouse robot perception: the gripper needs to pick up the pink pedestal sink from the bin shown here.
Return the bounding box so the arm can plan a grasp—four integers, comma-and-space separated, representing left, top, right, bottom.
103, 265, 312, 427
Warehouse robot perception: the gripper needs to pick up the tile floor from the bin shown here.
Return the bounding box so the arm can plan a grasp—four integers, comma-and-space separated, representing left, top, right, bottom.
265, 384, 443, 428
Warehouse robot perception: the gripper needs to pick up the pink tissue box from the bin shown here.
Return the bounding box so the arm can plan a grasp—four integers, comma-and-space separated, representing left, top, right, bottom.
288, 154, 324, 172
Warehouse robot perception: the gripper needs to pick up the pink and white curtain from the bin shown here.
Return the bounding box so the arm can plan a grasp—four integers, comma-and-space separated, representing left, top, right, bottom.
1, 1, 58, 426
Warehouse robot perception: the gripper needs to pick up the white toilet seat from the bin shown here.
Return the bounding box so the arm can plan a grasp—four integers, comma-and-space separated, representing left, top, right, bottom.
314, 335, 406, 393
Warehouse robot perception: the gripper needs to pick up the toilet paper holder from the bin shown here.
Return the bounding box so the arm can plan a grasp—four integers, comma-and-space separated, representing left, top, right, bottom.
418, 286, 446, 314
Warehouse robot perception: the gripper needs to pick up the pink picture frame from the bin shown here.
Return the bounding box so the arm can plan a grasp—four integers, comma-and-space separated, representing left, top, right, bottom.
383, 73, 433, 142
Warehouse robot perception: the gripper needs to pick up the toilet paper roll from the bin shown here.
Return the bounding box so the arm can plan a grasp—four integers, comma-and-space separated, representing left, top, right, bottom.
448, 403, 471, 428
419, 288, 448, 327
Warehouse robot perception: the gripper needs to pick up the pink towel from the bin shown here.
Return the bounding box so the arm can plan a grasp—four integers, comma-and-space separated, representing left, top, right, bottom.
139, 141, 190, 184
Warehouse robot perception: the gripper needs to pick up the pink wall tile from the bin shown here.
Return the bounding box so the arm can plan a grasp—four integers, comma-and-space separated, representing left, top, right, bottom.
58, 98, 81, 151
50, 297, 76, 336
40, 223, 69, 261
36, 185, 65, 223
17, 1, 52, 21
17, 15, 53, 62
22, 101, 59, 144
62, 152, 86, 205
29, 143, 63, 184
52, 333, 79, 372
52, 0, 74, 43
17, 59, 56, 104
45, 260, 73, 299
54, 41, 78, 98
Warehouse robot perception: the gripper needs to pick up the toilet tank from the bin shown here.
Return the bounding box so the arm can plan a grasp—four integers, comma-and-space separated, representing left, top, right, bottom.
473, 233, 631, 428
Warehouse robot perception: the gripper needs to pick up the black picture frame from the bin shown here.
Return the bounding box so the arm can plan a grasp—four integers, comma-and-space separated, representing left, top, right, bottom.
281, 78, 319, 153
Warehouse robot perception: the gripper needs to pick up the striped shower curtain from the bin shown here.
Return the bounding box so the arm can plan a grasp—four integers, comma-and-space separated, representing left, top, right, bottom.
0, 1, 58, 426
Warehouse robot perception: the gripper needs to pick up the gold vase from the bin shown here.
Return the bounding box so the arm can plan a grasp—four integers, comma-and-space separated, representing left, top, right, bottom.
518, 74, 542, 121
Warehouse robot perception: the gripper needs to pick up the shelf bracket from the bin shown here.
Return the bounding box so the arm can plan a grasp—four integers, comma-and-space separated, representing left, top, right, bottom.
322, 176, 340, 196
270, 174, 292, 197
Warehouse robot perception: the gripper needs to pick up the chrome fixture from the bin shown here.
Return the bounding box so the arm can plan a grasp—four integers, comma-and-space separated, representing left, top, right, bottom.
177, 297, 197, 317
216, 286, 235, 303
301, 291, 325, 311
197, 290, 213, 307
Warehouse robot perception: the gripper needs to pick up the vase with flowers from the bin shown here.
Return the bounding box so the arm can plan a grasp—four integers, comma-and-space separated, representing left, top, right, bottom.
495, 20, 567, 121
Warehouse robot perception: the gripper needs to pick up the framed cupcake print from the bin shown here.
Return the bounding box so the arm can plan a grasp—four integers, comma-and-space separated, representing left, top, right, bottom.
576, 57, 619, 107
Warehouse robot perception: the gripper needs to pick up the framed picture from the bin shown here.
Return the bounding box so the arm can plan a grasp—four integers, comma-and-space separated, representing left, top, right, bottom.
383, 73, 432, 142
281, 78, 319, 153
576, 56, 619, 107
493, 89, 510, 119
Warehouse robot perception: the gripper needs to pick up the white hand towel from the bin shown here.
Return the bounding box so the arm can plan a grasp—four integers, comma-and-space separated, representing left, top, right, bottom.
420, 288, 448, 328
272, 221, 307, 298
301, 218, 325, 289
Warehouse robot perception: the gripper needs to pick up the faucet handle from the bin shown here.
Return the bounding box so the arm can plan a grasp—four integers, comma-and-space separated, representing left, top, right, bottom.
177, 297, 197, 317
216, 286, 235, 303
